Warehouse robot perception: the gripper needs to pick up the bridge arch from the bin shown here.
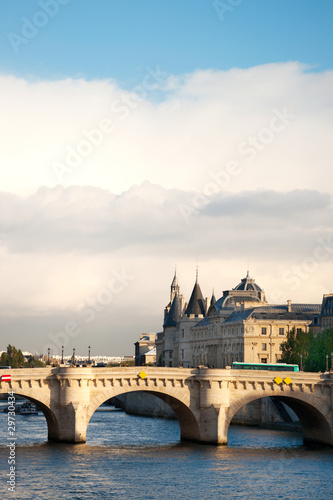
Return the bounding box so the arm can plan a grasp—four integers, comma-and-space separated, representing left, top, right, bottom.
0, 387, 59, 441
87, 387, 201, 443
224, 391, 333, 446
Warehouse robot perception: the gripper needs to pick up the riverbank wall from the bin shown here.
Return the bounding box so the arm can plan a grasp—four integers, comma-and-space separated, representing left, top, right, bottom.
112, 392, 300, 428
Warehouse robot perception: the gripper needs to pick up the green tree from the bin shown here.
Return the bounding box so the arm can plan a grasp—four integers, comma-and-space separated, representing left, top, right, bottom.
280, 328, 333, 372
0, 345, 45, 368
280, 328, 310, 366
0, 345, 25, 368
304, 329, 333, 372
25, 355, 46, 368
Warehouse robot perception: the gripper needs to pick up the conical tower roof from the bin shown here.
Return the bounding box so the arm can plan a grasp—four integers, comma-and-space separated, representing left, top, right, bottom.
171, 270, 179, 290
169, 269, 180, 301
185, 279, 206, 317
211, 290, 216, 306
164, 293, 181, 327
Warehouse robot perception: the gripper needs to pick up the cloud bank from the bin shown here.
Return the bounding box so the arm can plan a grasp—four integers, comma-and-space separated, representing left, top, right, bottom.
0, 62, 332, 355
0, 183, 332, 355
1, 62, 333, 196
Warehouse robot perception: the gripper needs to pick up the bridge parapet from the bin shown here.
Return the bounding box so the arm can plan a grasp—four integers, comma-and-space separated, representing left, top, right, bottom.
0, 367, 332, 446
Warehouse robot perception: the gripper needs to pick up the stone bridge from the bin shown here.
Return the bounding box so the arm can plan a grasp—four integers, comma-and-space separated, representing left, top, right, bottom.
1, 367, 333, 446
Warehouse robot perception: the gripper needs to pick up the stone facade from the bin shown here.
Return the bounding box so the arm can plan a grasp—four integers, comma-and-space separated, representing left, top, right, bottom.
134, 333, 157, 366
319, 294, 333, 330
1, 366, 332, 446
157, 271, 321, 369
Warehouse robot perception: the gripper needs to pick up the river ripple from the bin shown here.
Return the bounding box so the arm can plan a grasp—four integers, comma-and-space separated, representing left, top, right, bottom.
0, 404, 332, 500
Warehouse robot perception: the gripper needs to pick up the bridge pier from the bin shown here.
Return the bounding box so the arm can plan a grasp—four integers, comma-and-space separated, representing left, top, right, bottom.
198, 406, 221, 444
55, 403, 88, 443
51, 367, 91, 443
1, 367, 332, 447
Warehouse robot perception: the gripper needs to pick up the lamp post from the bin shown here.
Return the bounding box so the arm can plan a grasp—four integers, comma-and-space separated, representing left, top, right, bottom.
300, 354, 303, 371
88, 346, 91, 365
227, 348, 230, 367
47, 348, 50, 365
61, 346, 64, 365
326, 354, 329, 372
72, 348, 76, 366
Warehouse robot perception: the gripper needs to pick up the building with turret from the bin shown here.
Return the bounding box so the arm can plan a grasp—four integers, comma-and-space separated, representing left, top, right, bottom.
156, 270, 321, 368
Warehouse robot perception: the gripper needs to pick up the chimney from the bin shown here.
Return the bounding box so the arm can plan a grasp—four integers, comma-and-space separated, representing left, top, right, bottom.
287, 299, 292, 312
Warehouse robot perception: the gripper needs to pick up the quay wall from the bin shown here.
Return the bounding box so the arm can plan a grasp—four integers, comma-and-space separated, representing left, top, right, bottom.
113, 392, 299, 427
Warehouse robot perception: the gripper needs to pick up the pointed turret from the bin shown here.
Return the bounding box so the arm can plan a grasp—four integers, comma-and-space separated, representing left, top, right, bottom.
164, 293, 181, 327
185, 272, 206, 317
170, 269, 180, 302
211, 289, 216, 306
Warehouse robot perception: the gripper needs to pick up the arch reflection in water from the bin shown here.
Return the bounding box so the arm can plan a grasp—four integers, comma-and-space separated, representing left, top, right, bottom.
0, 397, 48, 446
87, 406, 180, 447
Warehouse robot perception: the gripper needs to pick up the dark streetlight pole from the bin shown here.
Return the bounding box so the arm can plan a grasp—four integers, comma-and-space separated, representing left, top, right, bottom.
300, 354, 303, 371
61, 346, 64, 365
47, 348, 50, 365
88, 346, 91, 365
72, 348, 75, 366
227, 348, 230, 367
326, 354, 329, 372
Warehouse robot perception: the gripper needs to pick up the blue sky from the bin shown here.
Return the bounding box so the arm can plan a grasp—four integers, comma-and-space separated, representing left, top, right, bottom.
1, 0, 333, 83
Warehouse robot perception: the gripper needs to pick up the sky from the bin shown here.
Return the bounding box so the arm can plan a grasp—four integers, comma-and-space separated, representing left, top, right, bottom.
0, 0, 333, 357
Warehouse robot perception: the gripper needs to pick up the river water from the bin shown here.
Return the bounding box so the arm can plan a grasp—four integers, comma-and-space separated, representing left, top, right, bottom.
0, 402, 333, 500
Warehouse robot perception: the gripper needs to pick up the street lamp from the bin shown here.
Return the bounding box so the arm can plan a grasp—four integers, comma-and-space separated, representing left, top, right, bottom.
326, 354, 329, 372
47, 348, 50, 365
88, 346, 91, 364
72, 348, 76, 366
61, 346, 64, 365
300, 354, 303, 371
227, 348, 230, 367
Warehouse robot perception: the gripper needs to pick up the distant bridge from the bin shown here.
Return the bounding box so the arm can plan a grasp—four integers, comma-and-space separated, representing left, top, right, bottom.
1, 367, 333, 446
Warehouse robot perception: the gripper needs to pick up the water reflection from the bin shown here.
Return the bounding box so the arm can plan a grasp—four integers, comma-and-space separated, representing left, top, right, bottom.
0, 404, 332, 500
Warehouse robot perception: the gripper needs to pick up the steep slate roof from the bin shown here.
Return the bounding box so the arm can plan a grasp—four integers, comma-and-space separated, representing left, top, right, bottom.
233, 271, 265, 296
194, 316, 210, 327
321, 295, 333, 316
185, 281, 206, 317
223, 304, 321, 324
164, 293, 181, 327
212, 293, 261, 315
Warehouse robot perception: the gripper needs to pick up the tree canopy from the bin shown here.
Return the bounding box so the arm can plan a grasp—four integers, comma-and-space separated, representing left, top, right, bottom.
280, 328, 333, 372
0, 345, 45, 368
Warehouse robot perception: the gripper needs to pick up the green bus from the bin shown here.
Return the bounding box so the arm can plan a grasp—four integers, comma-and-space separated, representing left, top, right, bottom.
232, 362, 299, 372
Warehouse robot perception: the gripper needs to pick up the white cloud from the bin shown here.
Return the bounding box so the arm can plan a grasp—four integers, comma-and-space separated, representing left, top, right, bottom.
0, 62, 333, 196
1, 62, 332, 355
0, 183, 332, 355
